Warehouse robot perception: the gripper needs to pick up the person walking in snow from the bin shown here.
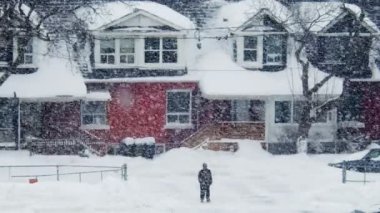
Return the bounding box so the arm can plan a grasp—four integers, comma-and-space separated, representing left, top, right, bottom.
198, 163, 212, 202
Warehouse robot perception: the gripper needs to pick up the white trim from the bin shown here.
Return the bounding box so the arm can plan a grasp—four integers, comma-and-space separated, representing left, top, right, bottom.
320, 10, 378, 34
94, 36, 182, 69
235, 9, 291, 33
97, 10, 187, 31
164, 124, 194, 129
80, 124, 110, 130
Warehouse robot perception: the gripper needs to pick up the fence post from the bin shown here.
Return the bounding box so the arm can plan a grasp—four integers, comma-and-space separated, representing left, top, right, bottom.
56, 165, 60, 181
122, 164, 127, 181
342, 161, 346, 184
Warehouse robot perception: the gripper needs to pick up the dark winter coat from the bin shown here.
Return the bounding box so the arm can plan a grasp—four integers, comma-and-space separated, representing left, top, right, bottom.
198, 168, 212, 186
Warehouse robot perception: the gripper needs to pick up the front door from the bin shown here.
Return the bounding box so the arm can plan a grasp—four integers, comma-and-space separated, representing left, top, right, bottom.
231, 100, 265, 122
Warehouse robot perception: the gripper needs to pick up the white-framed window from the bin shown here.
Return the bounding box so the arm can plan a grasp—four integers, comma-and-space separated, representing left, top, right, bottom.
81, 101, 108, 126
98, 38, 136, 65
100, 39, 115, 64
263, 35, 284, 65
243, 36, 258, 62
120, 38, 135, 64
166, 90, 191, 126
275, 101, 328, 124
17, 37, 33, 64
145, 37, 178, 64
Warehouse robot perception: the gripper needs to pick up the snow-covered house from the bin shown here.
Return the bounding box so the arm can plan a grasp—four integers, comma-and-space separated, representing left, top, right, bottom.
2, 0, 378, 154
0, 4, 87, 149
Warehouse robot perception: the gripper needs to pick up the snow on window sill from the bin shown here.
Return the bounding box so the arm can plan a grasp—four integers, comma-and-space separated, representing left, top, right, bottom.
94, 63, 138, 68
164, 123, 193, 129
17, 64, 37, 69
80, 124, 110, 130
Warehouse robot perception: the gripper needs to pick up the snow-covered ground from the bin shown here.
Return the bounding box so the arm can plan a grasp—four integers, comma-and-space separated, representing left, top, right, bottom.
0, 141, 379, 213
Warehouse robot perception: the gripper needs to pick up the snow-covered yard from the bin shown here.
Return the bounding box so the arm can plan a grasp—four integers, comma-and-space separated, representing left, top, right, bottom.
0, 141, 379, 213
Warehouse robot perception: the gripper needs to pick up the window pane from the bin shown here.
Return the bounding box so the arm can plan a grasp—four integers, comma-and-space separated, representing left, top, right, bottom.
293, 101, 305, 123
167, 92, 190, 113
250, 100, 265, 121
244, 37, 257, 49
244, 50, 257, 61
179, 115, 190, 124
24, 55, 33, 64
127, 55, 134, 63
167, 115, 178, 123
83, 102, 106, 113
120, 39, 134, 53
163, 38, 177, 50
145, 38, 160, 50
264, 35, 284, 64
18, 38, 33, 53
101, 55, 107, 64
82, 115, 94, 125
163, 51, 177, 63
93, 115, 106, 125
145, 51, 159, 63
275, 101, 291, 123
120, 55, 134, 64
100, 40, 115, 53
108, 55, 115, 64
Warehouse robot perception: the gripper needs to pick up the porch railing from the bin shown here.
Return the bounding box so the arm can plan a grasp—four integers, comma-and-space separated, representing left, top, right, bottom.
181, 122, 265, 148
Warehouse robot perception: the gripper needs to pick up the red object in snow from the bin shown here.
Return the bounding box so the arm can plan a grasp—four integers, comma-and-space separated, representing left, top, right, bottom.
29, 178, 38, 184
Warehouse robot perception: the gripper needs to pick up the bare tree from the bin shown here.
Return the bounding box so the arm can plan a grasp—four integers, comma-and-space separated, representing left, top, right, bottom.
0, 0, 93, 85
289, 2, 377, 149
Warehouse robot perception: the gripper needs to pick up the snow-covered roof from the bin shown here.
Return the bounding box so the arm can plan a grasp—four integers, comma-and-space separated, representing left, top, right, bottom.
292, 2, 379, 33
211, 0, 291, 30
85, 91, 111, 101
75, 1, 195, 31
0, 42, 86, 100
211, 0, 378, 34
192, 50, 343, 99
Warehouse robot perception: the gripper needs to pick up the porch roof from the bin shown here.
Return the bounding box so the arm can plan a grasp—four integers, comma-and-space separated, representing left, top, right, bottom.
194, 51, 343, 99
0, 57, 86, 101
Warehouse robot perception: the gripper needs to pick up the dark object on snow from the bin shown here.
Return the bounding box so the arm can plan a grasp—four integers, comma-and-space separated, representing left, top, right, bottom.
117, 143, 155, 159
329, 148, 380, 173
198, 163, 212, 202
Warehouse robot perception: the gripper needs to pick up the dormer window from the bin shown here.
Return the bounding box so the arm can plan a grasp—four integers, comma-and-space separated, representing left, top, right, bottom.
17, 38, 33, 65
145, 37, 178, 64
263, 35, 284, 65
243, 36, 258, 62
100, 39, 115, 64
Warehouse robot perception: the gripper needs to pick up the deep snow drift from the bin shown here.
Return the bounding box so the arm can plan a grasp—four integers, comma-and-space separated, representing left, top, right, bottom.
0, 141, 379, 213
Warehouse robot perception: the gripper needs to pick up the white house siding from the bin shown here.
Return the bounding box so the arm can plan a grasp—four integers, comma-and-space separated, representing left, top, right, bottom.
265, 98, 338, 143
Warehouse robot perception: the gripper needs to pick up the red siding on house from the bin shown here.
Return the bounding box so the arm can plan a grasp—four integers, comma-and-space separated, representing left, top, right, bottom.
344, 81, 380, 140
88, 82, 199, 144
42, 82, 199, 144
361, 82, 380, 139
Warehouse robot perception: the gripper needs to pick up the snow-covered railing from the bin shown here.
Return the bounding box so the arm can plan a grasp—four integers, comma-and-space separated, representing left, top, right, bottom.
0, 164, 127, 183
